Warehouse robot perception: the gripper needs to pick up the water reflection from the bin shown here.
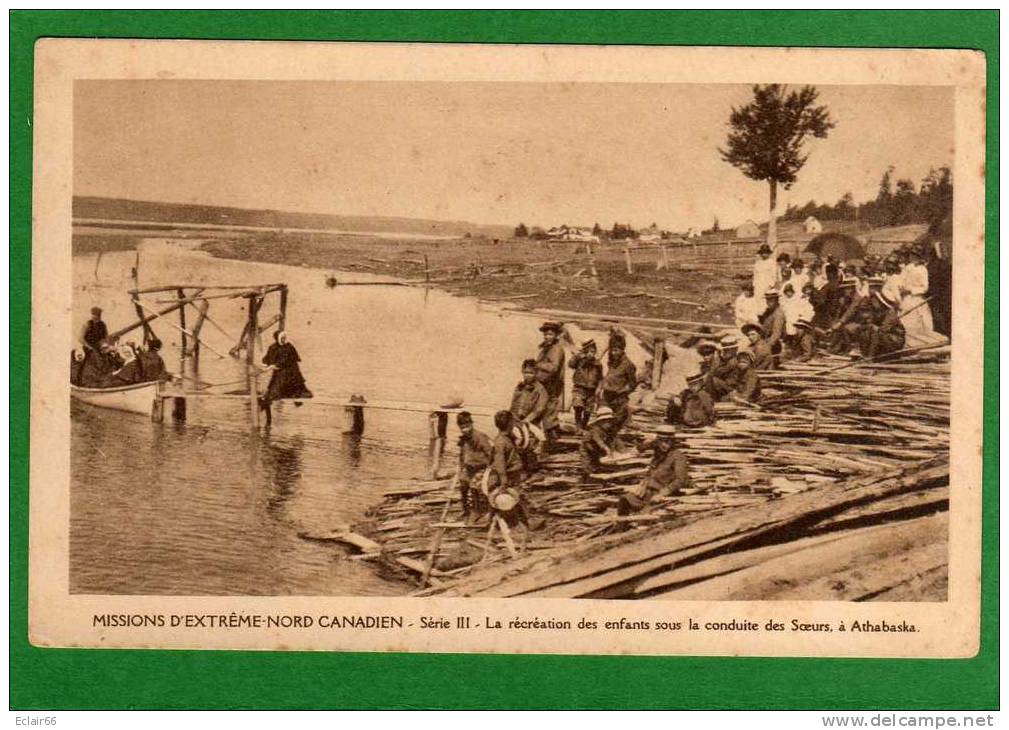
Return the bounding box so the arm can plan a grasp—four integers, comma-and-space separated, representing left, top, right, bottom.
70, 245, 567, 596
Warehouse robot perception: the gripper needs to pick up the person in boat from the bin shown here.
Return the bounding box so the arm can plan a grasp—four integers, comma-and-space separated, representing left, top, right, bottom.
596, 332, 637, 436
856, 291, 906, 359
618, 424, 692, 515
730, 350, 762, 403
456, 411, 492, 521
510, 358, 548, 427
568, 339, 603, 430
76, 340, 112, 387
138, 338, 170, 382
665, 372, 716, 428
261, 330, 313, 406
741, 323, 774, 371
578, 405, 615, 477
105, 344, 143, 386
534, 321, 566, 447
81, 306, 108, 354
70, 348, 86, 386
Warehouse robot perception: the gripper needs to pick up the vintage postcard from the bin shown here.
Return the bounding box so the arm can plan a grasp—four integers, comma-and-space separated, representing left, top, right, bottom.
29, 40, 985, 657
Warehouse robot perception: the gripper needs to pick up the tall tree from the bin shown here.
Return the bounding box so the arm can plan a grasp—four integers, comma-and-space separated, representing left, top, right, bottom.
720, 84, 834, 248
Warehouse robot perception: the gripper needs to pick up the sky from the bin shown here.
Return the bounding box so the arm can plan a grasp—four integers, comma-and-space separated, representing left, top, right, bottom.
74, 80, 954, 232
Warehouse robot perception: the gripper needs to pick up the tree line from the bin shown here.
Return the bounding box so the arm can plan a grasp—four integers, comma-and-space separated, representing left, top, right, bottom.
780, 166, 953, 228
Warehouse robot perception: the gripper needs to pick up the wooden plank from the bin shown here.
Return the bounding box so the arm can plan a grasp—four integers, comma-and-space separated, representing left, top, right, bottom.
460, 459, 947, 597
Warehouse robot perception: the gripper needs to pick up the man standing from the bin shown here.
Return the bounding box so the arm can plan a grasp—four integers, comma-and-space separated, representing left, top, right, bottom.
597, 333, 637, 436
81, 306, 109, 353
752, 243, 778, 300
534, 322, 566, 443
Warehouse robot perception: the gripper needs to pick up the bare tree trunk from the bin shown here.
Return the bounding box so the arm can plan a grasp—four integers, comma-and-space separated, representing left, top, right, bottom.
767, 179, 778, 250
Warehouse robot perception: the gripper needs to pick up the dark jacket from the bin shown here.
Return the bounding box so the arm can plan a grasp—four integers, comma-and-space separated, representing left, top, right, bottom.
510, 380, 548, 423
569, 353, 604, 390
458, 429, 493, 470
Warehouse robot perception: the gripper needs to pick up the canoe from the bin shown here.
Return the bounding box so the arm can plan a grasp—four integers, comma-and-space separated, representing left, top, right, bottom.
70, 380, 160, 417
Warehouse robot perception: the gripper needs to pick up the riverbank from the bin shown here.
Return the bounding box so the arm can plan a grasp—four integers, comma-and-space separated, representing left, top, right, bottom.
199, 233, 744, 328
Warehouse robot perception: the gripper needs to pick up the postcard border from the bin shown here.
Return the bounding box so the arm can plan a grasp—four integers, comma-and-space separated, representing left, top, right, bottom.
9, 9, 999, 710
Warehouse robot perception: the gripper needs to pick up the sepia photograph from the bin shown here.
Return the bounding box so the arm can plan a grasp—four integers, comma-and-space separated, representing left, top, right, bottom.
28, 40, 985, 656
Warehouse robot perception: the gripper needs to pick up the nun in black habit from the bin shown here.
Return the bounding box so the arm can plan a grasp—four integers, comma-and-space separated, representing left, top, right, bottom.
261, 330, 313, 405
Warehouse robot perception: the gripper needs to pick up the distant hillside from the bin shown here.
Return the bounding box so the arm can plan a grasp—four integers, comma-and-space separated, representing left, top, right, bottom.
73, 196, 513, 239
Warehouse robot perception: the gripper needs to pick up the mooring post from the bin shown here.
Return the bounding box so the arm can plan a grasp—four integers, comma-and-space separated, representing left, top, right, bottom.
278, 285, 288, 333
246, 295, 261, 429
190, 299, 209, 372
176, 288, 188, 362
585, 241, 598, 278
652, 337, 665, 391
428, 411, 449, 479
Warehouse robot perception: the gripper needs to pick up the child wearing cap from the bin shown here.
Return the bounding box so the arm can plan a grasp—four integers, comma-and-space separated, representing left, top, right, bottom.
456, 411, 493, 520
578, 406, 615, 477
534, 322, 567, 444
618, 426, 692, 515
708, 336, 741, 400
731, 351, 762, 402
666, 372, 716, 428
568, 339, 604, 429
741, 323, 774, 371
856, 291, 906, 358
597, 334, 637, 436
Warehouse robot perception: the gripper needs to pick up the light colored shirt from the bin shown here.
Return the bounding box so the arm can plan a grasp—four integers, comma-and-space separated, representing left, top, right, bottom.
733, 293, 764, 329
752, 257, 778, 300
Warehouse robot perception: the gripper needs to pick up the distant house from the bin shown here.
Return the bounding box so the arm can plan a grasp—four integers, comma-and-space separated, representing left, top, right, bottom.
684, 227, 702, 239
638, 223, 664, 243
547, 225, 599, 243
736, 220, 761, 239
804, 216, 823, 234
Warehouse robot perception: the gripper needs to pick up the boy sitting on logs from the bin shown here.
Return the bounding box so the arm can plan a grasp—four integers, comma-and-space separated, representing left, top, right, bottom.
578, 406, 616, 477
618, 425, 692, 515
665, 372, 716, 428
742, 323, 774, 371
456, 411, 492, 521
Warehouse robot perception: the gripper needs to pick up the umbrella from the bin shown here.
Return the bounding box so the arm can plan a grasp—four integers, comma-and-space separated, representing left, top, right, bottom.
804, 232, 866, 261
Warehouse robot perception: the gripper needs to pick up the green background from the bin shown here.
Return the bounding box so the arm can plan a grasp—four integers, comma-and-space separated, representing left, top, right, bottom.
9, 10, 999, 710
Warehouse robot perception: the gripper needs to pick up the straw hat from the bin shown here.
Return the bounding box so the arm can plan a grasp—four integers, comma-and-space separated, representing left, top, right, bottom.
588, 406, 615, 425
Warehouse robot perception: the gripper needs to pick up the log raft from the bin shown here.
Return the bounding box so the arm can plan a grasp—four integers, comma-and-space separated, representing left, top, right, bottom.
306, 349, 951, 601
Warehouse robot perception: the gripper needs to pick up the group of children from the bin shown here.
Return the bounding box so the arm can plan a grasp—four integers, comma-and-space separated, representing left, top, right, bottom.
454, 320, 702, 527
733, 242, 937, 367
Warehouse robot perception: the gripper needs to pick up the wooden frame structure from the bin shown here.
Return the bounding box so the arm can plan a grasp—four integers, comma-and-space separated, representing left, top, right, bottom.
114, 282, 289, 428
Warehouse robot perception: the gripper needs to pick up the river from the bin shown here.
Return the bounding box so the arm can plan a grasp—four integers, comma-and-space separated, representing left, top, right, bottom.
70, 241, 565, 595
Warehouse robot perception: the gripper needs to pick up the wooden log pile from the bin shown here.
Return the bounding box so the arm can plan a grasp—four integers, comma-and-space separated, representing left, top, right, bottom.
303, 349, 950, 599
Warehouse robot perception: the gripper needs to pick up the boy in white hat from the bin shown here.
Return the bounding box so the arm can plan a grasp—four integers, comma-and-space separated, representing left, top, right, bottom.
578, 406, 615, 477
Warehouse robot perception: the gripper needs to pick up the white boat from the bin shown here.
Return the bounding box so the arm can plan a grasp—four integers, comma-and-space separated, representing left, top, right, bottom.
70, 380, 161, 417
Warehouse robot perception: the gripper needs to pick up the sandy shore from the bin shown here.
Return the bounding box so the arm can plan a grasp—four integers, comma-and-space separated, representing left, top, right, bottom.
200, 233, 745, 332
